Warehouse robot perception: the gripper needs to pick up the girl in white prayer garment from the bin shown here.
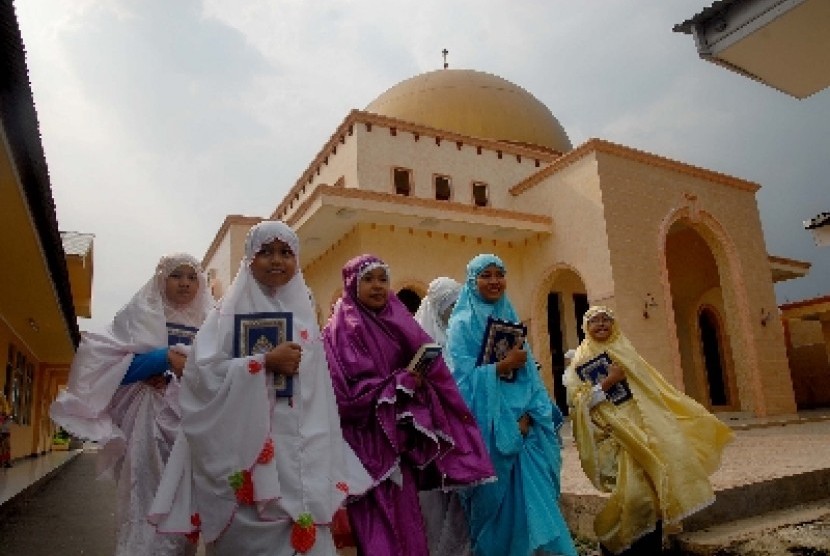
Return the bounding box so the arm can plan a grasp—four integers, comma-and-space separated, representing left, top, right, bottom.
51, 253, 213, 556
149, 221, 371, 556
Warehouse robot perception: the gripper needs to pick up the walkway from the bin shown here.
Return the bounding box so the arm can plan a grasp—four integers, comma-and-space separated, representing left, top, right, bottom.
0, 448, 80, 507
1, 411, 829, 555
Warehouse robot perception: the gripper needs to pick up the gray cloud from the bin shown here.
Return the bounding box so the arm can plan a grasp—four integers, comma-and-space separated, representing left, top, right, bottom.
15, 0, 829, 330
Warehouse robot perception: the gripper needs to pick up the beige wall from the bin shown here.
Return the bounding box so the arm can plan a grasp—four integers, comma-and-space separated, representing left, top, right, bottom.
354, 125, 549, 213
589, 151, 795, 415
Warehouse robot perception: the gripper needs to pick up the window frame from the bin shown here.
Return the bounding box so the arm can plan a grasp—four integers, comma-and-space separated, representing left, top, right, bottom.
393, 167, 412, 196
472, 181, 489, 207
433, 173, 452, 201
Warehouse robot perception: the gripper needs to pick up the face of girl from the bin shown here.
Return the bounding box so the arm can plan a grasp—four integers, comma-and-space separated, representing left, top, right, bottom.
586, 313, 614, 342
475, 264, 506, 303
250, 239, 297, 289
357, 267, 389, 312
165, 265, 199, 307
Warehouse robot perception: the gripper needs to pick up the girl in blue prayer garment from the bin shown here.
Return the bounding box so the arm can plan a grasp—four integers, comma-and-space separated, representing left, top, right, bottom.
446, 254, 578, 556
51, 253, 214, 556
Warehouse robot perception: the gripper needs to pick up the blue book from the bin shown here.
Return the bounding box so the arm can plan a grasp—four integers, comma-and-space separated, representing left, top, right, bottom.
575, 352, 633, 406
167, 323, 198, 346
233, 312, 293, 397
477, 316, 527, 382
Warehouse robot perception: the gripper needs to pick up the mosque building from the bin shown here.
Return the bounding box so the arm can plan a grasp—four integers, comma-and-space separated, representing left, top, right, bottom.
203, 68, 812, 417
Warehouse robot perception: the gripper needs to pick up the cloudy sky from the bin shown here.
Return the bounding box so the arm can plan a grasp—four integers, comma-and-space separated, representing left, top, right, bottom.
15, 0, 830, 332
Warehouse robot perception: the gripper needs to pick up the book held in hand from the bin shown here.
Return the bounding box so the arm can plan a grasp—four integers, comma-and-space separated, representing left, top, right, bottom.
477, 316, 527, 382
233, 312, 294, 397
575, 352, 633, 405
167, 323, 198, 346
407, 343, 443, 375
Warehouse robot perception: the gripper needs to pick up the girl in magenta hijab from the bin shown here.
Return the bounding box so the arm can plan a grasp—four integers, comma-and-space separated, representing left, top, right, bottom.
323, 254, 495, 556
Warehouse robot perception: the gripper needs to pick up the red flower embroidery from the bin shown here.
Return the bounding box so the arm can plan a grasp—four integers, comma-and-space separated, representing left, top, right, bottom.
248, 358, 263, 374
229, 469, 254, 505
300, 329, 309, 341
186, 513, 201, 544
291, 512, 317, 553
257, 438, 275, 464
336, 481, 349, 494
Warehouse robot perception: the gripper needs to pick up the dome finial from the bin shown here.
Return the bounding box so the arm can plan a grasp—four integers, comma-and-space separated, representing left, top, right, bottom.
441, 48, 449, 69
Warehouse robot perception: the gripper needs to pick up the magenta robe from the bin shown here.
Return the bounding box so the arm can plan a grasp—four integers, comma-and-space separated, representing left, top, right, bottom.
323, 254, 494, 556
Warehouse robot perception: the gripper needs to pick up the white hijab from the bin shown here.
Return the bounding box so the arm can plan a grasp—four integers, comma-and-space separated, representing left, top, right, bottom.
50, 253, 212, 453
414, 277, 462, 348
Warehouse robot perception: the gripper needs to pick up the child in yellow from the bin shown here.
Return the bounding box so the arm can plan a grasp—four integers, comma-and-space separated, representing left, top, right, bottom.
564, 306, 733, 554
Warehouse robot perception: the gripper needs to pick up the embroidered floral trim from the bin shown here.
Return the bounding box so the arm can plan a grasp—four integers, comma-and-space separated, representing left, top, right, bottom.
229, 469, 254, 504
257, 438, 275, 464
290, 512, 317, 554
185, 513, 201, 545
248, 358, 263, 374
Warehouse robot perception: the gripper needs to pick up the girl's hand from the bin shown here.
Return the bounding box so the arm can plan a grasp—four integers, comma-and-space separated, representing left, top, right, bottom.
265, 342, 302, 376
518, 413, 532, 436
144, 374, 168, 391
601, 363, 626, 391
167, 349, 187, 377
496, 345, 526, 377
406, 368, 424, 389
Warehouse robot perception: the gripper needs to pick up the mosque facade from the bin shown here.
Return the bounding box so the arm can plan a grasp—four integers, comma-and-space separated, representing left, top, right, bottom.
204, 68, 810, 417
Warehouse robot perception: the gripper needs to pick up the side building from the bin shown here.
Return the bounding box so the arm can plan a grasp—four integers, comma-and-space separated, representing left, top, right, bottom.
1, 1, 93, 460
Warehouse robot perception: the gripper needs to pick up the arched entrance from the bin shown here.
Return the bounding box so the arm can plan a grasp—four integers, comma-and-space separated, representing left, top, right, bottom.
665, 220, 737, 409
542, 268, 588, 415
397, 288, 422, 315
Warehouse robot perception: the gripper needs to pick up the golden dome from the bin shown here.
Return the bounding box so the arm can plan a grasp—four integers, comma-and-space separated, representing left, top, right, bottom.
365, 69, 571, 153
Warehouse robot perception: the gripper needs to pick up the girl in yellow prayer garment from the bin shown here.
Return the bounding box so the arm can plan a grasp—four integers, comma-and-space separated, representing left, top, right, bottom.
564, 306, 734, 555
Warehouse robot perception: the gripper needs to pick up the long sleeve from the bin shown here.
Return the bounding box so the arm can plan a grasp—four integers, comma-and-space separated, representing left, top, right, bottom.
120, 347, 168, 385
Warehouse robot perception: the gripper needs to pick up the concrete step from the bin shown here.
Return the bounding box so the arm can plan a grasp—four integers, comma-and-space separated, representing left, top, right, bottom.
683, 467, 830, 532
670, 498, 830, 555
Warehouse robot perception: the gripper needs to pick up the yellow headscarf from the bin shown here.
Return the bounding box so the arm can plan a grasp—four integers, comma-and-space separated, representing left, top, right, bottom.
564, 306, 733, 554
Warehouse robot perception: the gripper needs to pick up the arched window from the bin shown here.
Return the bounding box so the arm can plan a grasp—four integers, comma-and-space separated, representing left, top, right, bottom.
396, 288, 422, 315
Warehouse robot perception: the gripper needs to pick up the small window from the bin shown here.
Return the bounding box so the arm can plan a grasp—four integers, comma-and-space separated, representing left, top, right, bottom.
472, 181, 489, 207
394, 168, 411, 196
434, 175, 451, 201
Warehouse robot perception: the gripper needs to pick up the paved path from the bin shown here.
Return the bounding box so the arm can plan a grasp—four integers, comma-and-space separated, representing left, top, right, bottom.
1, 411, 829, 555
0, 451, 116, 556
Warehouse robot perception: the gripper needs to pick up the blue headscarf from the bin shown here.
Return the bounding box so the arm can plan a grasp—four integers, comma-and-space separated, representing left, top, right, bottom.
453, 254, 519, 333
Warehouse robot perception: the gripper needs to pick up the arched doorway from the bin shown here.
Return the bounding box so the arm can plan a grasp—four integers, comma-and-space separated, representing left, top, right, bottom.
397, 288, 422, 315
543, 269, 588, 415
665, 220, 736, 408
698, 307, 729, 407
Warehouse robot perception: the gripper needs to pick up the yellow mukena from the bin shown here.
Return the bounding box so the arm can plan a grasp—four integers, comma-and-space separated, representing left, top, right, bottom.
565, 306, 734, 554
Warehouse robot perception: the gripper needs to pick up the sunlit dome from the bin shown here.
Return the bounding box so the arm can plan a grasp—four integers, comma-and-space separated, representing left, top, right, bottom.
365, 69, 572, 153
